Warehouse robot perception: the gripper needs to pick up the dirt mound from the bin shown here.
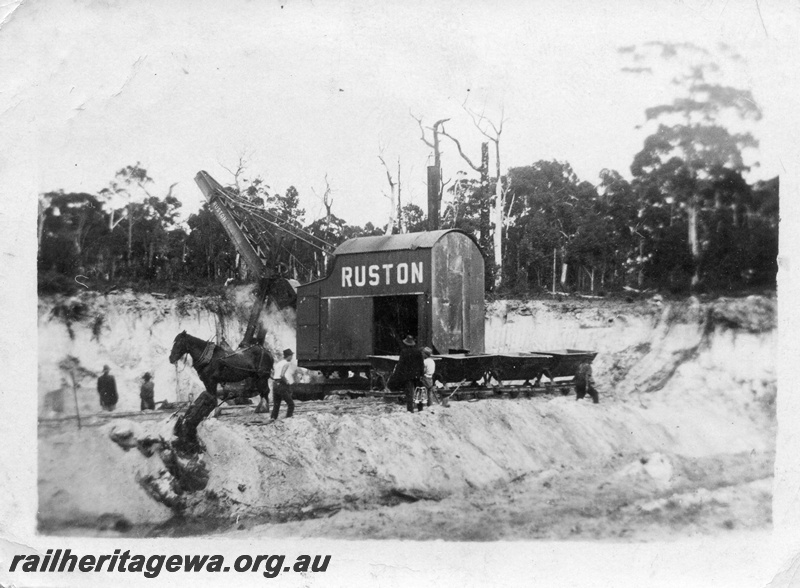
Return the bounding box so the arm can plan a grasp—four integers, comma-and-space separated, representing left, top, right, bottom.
37, 294, 776, 540
225, 449, 772, 542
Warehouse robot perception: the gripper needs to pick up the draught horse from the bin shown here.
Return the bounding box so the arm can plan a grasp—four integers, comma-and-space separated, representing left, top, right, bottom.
169, 331, 273, 445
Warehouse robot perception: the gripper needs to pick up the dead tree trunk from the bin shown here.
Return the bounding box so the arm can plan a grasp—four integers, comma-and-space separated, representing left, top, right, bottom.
37, 196, 51, 258
412, 115, 450, 231
396, 159, 403, 232
479, 143, 490, 251
492, 143, 504, 289
461, 106, 506, 290
688, 193, 700, 288
379, 154, 399, 234
127, 204, 133, 268
313, 174, 335, 272
439, 128, 493, 286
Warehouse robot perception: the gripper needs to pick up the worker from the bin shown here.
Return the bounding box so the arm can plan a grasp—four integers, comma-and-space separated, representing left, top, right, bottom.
395, 335, 424, 413
140, 372, 155, 411
575, 360, 599, 404
270, 348, 296, 420
421, 347, 439, 407
44, 381, 67, 414
97, 365, 118, 411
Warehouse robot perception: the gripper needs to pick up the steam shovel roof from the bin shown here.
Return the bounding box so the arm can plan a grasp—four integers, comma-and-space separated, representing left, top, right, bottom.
333, 229, 477, 255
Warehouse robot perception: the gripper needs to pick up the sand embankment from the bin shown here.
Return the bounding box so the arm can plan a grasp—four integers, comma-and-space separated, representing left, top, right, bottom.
37, 292, 776, 539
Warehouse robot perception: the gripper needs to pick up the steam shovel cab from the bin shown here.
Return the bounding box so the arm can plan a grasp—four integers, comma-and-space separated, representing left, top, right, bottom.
295, 229, 485, 379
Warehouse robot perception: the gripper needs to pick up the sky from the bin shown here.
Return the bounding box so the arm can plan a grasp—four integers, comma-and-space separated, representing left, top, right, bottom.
0, 0, 797, 230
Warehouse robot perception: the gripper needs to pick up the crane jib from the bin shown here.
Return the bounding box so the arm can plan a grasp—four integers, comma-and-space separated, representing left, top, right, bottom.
207, 198, 267, 277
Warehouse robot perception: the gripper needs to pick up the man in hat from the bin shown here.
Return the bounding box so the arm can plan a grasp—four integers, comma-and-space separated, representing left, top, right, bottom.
394, 335, 424, 413
574, 360, 599, 404
97, 365, 118, 411
270, 348, 296, 420
140, 372, 155, 411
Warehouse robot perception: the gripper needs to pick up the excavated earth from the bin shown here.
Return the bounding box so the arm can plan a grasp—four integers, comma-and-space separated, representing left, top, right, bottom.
37, 289, 776, 541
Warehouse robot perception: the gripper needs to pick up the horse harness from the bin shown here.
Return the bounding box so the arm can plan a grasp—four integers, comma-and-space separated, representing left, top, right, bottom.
195, 341, 216, 369
201, 342, 270, 374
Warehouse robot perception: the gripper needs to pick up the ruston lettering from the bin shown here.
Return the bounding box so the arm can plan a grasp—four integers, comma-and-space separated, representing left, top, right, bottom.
412, 261, 423, 283
354, 266, 366, 287
339, 261, 424, 288
397, 263, 408, 284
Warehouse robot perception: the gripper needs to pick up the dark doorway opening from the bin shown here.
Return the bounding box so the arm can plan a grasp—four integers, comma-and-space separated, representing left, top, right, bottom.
373, 295, 419, 355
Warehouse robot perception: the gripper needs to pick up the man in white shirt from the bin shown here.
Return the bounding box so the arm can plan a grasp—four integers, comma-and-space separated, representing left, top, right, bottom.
422, 347, 447, 407
271, 348, 296, 419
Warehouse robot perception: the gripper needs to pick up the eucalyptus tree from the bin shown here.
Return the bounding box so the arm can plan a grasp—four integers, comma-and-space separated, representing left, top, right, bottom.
505, 160, 600, 293
622, 42, 762, 289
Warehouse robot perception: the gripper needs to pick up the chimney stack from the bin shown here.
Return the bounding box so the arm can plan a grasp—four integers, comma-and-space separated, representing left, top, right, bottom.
427, 165, 440, 231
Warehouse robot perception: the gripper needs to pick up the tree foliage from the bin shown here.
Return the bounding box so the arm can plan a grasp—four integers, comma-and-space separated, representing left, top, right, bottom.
38, 159, 776, 296
39, 44, 778, 300
623, 42, 766, 291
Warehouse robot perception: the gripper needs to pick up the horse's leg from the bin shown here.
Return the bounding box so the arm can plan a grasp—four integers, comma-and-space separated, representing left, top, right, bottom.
254, 376, 271, 414
173, 380, 218, 451
210, 382, 225, 418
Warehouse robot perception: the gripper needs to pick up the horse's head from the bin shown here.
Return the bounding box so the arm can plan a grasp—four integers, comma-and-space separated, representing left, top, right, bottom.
169, 331, 188, 364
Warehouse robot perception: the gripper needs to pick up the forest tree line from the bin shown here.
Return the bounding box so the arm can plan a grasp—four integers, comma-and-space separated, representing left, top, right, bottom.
37, 157, 778, 297
37, 44, 779, 297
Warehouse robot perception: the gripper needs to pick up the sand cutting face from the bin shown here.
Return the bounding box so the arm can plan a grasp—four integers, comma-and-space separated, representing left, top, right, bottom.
37, 292, 775, 541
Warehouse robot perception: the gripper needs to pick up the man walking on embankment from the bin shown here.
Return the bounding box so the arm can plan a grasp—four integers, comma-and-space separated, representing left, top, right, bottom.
395, 335, 424, 413
575, 360, 599, 404
271, 348, 296, 420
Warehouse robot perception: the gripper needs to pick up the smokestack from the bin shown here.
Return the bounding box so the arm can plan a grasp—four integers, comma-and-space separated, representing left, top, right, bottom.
427, 165, 440, 231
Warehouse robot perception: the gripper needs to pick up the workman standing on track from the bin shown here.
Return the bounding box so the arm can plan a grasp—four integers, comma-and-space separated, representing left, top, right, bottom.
422, 347, 441, 407
395, 335, 424, 413
574, 360, 599, 404
271, 348, 296, 420
97, 365, 118, 411
140, 372, 155, 411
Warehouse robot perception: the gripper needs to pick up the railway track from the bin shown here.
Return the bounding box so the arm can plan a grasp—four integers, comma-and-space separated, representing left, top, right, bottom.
38, 380, 577, 431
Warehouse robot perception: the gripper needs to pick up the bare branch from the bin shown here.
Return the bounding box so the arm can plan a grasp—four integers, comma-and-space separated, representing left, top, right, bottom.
440, 126, 483, 172
463, 103, 506, 144
378, 154, 400, 233
218, 161, 239, 179
410, 113, 451, 150
378, 155, 396, 190
218, 151, 253, 194
487, 106, 506, 136
311, 174, 334, 206
165, 182, 178, 199
135, 181, 156, 200
410, 112, 435, 149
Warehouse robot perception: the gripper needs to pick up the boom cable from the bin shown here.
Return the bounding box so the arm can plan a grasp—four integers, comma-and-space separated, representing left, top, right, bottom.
215, 188, 334, 254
